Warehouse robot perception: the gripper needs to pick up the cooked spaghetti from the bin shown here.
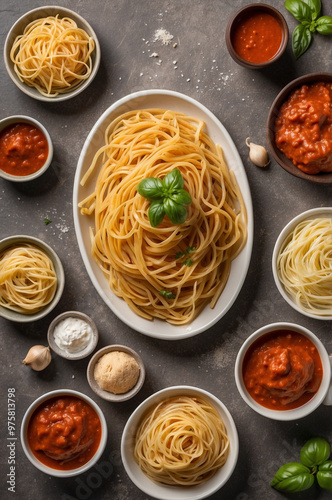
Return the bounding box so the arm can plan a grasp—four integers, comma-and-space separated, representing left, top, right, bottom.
134, 395, 230, 486
0, 244, 57, 314
277, 217, 332, 316
79, 109, 247, 325
10, 15, 95, 97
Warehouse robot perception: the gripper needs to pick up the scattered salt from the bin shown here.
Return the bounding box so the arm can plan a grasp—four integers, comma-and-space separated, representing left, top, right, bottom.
153, 28, 173, 45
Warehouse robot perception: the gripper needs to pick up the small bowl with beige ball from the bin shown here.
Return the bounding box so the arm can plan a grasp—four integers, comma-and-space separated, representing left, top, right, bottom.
87, 345, 145, 402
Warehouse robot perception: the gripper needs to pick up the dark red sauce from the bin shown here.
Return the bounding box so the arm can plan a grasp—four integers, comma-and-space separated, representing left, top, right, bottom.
0, 122, 48, 176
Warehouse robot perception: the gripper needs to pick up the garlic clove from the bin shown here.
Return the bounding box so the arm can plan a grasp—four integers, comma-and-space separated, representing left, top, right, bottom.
246, 137, 270, 167
23, 345, 52, 371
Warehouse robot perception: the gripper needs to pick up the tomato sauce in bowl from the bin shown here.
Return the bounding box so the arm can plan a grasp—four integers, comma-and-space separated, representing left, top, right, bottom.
226, 5, 288, 68
0, 122, 48, 176
232, 11, 282, 64
275, 82, 332, 174
27, 395, 102, 470
242, 330, 323, 410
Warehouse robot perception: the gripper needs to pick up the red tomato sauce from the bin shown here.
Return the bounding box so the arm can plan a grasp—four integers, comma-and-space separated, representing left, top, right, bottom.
27, 396, 102, 470
243, 330, 323, 410
275, 82, 332, 174
232, 11, 283, 63
0, 122, 48, 176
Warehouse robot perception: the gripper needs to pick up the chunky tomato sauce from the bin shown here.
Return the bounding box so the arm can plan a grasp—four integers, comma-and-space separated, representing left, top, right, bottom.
275, 82, 332, 174
27, 396, 102, 470
243, 330, 322, 410
0, 122, 48, 176
232, 11, 283, 63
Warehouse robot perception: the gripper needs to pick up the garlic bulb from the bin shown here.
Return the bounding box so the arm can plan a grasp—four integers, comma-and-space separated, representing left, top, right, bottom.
246, 137, 270, 167
23, 345, 51, 371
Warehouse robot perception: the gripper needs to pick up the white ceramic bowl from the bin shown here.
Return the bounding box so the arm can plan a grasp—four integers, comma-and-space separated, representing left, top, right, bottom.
4, 6, 100, 102
0, 235, 64, 322
73, 89, 254, 340
87, 345, 145, 402
235, 322, 332, 421
0, 115, 53, 182
47, 310, 99, 360
20, 389, 107, 477
121, 386, 238, 500
272, 207, 332, 320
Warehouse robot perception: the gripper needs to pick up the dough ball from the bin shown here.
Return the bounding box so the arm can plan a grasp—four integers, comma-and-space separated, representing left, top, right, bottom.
94, 350, 140, 394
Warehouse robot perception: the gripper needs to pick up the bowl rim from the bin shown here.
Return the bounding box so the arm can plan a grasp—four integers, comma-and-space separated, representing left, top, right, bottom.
120, 385, 239, 500
20, 388, 108, 477
0, 234, 65, 322
87, 344, 145, 402
225, 3, 289, 69
3, 5, 101, 102
0, 115, 53, 182
47, 310, 99, 360
266, 72, 332, 184
234, 322, 331, 421
272, 206, 332, 319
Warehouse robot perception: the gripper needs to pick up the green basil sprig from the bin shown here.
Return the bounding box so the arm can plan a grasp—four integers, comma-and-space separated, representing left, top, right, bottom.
137, 169, 192, 227
271, 437, 332, 492
271, 463, 314, 492
285, 0, 332, 59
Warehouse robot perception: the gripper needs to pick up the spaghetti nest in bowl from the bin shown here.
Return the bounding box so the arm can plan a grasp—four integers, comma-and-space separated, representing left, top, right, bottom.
79, 109, 247, 325
10, 15, 95, 97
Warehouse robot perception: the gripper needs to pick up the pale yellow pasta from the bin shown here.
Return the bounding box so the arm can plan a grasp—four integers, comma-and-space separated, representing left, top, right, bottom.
134, 395, 230, 486
0, 244, 57, 314
79, 109, 247, 325
277, 217, 332, 316
10, 15, 95, 97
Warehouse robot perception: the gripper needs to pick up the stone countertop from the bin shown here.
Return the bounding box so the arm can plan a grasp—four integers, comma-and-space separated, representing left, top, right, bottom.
0, 1, 331, 499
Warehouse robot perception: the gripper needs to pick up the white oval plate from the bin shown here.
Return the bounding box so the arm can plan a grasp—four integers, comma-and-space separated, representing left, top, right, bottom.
73, 90, 253, 340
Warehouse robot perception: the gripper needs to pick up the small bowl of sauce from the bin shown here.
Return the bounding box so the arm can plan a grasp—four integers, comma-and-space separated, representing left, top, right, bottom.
21, 389, 107, 477
235, 322, 332, 420
0, 115, 53, 182
225, 3, 288, 69
267, 72, 332, 183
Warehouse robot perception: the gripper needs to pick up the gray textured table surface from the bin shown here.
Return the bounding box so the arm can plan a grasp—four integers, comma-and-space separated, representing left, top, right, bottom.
0, 1, 331, 499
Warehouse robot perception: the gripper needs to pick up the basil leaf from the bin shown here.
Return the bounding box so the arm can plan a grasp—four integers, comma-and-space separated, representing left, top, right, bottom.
164, 198, 188, 225
285, 0, 313, 23
271, 462, 314, 492
300, 437, 331, 467
159, 290, 175, 299
292, 23, 312, 58
317, 461, 332, 490
137, 177, 164, 201
163, 168, 184, 192
316, 16, 332, 34
148, 200, 165, 227
301, 0, 321, 20
175, 246, 195, 259
170, 189, 192, 206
